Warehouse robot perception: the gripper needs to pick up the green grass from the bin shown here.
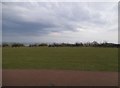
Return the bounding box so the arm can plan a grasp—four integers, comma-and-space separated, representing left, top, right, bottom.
0, 47, 2, 69
2, 47, 118, 71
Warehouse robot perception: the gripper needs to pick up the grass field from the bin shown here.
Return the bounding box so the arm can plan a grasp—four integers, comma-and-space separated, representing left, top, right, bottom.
2, 47, 118, 71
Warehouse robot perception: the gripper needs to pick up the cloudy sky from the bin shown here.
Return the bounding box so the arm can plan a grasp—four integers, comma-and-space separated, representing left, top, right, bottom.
2, 2, 118, 43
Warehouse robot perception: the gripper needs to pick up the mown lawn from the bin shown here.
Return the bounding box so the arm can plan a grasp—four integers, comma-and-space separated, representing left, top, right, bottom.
2, 47, 118, 71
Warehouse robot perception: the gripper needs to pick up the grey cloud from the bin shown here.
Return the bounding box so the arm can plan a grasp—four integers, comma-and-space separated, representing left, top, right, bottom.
2, 2, 117, 43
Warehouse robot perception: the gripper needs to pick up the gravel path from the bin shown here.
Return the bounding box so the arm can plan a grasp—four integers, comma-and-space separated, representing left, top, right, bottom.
2, 69, 118, 86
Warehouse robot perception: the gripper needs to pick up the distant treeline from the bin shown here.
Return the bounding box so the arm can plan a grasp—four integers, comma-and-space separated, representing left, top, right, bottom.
2, 41, 120, 48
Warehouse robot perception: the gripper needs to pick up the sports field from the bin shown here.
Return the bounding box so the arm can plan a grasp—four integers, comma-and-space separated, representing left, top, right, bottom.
2, 47, 118, 71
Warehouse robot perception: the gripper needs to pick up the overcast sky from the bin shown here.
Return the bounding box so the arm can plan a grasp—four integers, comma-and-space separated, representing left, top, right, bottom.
2, 2, 118, 43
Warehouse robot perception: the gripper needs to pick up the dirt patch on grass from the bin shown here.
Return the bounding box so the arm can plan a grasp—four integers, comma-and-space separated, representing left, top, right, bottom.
2, 69, 118, 86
